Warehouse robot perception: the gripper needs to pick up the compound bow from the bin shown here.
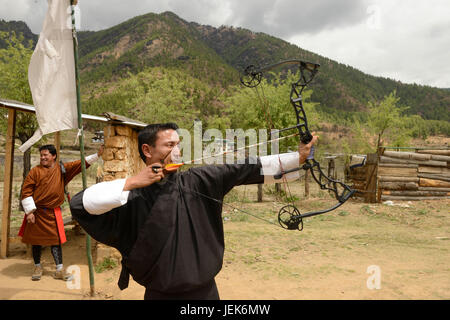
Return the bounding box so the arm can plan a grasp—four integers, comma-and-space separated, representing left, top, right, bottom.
240, 60, 355, 231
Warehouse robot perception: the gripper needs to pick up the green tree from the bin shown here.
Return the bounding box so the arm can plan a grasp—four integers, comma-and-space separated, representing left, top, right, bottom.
341, 116, 373, 155
0, 31, 38, 180
83, 67, 231, 131
366, 91, 411, 151
225, 71, 320, 154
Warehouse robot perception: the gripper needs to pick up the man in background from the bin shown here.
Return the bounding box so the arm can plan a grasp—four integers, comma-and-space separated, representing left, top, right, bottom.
19, 144, 103, 281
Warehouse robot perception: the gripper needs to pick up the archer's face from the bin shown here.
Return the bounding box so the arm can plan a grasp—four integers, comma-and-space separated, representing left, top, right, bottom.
144, 129, 180, 166
40, 149, 57, 168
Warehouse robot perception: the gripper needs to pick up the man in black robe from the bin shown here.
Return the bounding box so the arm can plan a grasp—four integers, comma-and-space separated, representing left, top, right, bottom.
70, 123, 317, 300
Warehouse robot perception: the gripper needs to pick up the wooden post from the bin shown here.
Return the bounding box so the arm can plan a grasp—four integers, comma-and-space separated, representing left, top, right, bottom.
364, 153, 379, 203
275, 183, 281, 194
326, 157, 337, 190
257, 184, 263, 202
304, 169, 310, 198
54, 131, 61, 161
327, 158, 336, 179
1, 109, 17, 259
71, 1, 95, 296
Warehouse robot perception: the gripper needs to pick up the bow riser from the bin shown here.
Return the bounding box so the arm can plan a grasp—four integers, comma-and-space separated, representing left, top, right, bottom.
306, 160, 356, 202
241, 59, 355, 231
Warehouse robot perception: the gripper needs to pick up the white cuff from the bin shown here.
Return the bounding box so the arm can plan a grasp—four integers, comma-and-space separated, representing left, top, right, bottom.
260, 152, 300, 184
22, 196, 37, 214
82, 179, 130, 215
85, 153, 99, 165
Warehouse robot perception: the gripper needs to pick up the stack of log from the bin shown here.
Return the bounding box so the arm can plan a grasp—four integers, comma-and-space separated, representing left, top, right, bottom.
378, 149, 450, 201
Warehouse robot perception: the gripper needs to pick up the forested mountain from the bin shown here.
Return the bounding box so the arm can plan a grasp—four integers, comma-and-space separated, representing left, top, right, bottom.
77, 11, 450, 121
1, 12, 449, 123
0, 19, 37, 49
76, 12, 238, 88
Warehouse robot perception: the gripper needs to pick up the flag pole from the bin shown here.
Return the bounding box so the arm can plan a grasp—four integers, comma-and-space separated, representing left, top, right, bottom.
70, 0, 95, 297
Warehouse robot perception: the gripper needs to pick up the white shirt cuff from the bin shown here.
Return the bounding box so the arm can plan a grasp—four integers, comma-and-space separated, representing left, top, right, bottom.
82, 179, 130, 215
85, 153, 99, 165
260, 152, 300, 184
22, 196, 37, 214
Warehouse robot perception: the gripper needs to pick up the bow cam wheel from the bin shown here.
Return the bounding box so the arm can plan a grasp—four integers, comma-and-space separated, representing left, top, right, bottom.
240, 65, 262, 88
278, 205, 303, 231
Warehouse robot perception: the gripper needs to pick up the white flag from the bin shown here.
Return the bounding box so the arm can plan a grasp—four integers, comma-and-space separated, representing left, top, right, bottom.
19, 0, 78, 152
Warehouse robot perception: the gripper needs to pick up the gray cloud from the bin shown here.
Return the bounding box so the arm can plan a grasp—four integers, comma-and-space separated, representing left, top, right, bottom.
0, 0, 449, 87
222, 0, 371, 38
0, 0, 47, 34
77, 1, 169, 31
77, 0, 371, 39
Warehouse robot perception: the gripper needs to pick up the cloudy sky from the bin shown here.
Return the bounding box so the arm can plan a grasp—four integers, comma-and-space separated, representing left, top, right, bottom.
1, 0, 449, 88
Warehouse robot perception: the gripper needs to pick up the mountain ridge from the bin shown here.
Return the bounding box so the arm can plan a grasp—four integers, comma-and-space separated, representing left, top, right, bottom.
1, 12, 449, 121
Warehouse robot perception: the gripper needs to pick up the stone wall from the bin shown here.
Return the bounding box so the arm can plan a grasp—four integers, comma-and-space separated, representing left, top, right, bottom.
95, 124, 146, 264
101, 124, 146, 181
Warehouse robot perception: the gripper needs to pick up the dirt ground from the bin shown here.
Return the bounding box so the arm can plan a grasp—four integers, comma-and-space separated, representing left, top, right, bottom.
1, 121, 448, 302
1, 193, 448, 300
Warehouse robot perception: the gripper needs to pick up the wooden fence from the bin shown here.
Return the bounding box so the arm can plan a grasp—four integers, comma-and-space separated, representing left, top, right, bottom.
378, 148, 450, 201
345, 153, 378, 202
346, 147, 450, 202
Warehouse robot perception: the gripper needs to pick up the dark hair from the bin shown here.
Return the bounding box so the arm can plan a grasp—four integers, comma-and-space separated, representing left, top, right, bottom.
138, 123, 179, 162
39, 144, 57, 156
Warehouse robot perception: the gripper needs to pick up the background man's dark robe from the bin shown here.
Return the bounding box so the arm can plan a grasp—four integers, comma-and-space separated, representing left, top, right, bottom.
70, 161, 264, 299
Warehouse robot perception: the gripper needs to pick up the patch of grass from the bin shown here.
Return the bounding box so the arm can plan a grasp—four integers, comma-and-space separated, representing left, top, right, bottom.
263, 185, 299, 203
95, 257, 118, 273
338, 211, 350, 216
286, 194, 300, 202
360, 205, 376, 215
316, 215, 336, 222
224, 188, 252, 203
242, 253, 265, 265
414, 209, 428, 216
230, 211, 250, 222
313, 190, 330, 199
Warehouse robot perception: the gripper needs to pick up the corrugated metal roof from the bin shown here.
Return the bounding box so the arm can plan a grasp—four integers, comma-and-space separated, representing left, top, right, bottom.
0, 98, 148, 128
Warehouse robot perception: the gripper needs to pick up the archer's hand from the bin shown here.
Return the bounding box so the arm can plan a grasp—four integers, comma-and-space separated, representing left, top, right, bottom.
123, 165, 165, 191
298, 133, 318, 164
26, 213, 36, 224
